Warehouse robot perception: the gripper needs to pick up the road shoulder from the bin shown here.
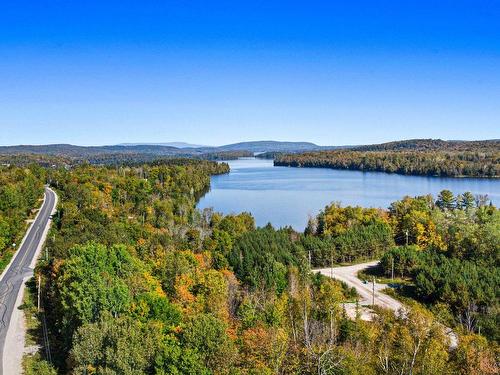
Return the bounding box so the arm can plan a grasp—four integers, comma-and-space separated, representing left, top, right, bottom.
2, 188, 58, 375
3, 280, 28, 375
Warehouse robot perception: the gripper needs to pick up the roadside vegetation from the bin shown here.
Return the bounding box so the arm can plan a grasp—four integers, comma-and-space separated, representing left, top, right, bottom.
21, 278, 56, 375
0, 165, 45, 273
0, 155, 497, 374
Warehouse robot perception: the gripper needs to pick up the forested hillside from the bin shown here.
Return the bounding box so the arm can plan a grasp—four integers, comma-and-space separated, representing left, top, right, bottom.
5, 159, 496, 374
2, 139, 498, 174
352, 139, 499, 152
0, 140, 325, 162
275, 139, 500, 177
0, 149, 252, 166
216, 141, 326, 153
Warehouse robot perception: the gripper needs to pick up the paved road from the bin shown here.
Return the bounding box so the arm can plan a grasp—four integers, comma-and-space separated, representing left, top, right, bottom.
314, 260, 457, 348
314, 261, 404, 312
0, 187, 57, 374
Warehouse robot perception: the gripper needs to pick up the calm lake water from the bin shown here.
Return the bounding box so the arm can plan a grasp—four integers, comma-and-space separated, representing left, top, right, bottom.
197, 158, 500, 230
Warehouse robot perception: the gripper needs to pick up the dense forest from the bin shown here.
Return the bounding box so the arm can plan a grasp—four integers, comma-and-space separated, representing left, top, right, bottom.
309, 192, 499, 341
0, 150, 252, 167
0, 158, 496, 374
0, 164, 45, 271
378, 192, 500, 342
351, 139, 499, 152
274, 139, 500, 178
0, 140, 326, 161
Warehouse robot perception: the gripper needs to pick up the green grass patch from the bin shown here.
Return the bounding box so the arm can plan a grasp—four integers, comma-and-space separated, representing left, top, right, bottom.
357, 263, 412, 285
0, 249, 15, 274
19, 278, 41, 347
22, 353, 56, 375
0, 205, 42, 275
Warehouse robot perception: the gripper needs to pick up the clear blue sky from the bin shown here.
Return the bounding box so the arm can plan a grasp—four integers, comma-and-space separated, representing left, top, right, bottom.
1, 1, 499, 146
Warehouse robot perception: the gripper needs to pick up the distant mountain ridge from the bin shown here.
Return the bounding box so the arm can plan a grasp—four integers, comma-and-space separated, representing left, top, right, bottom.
121, 140, 328, 153
0, 140, 330, 156
0, 144, 186, 156
119, 142, 207, 148
216, 140, 329, 153
0, 139, 497, 163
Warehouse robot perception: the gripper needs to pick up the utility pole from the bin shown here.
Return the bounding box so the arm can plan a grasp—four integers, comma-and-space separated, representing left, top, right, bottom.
391, 257, 394, 281
372, 277, 375, 307
405, 229, 409, 246
308, 250, 311, 268
330, 254, 333, 278
37, 275, 41, 312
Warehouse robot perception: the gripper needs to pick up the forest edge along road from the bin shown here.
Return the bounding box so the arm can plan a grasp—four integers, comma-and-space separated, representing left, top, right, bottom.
0, 187, 58, 375
313, 261, 458, 348
314, 261, 404, 311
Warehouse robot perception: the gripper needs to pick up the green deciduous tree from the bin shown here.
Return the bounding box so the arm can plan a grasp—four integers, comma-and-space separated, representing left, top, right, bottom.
71, 314, 162, 375
182, 313, 237, 373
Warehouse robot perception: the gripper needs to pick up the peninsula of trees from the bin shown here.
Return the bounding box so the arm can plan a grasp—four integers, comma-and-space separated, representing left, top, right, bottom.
274, 139, 500, 178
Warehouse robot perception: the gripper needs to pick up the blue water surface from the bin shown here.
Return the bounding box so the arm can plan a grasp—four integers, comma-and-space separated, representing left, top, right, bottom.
197, 158, 500, 230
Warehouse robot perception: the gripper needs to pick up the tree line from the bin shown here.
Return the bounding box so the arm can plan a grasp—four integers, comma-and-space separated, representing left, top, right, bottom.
377, 191, 499, 343
274, 149, 499, 177
0, 164, 45, 271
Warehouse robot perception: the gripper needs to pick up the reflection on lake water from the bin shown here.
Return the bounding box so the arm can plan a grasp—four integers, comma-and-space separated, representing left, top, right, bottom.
197, 158, 500, 230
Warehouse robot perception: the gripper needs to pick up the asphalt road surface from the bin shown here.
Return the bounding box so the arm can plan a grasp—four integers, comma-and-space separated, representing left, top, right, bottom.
314, 261, 404, 311
314, 260, 457, 348
0, 187, 57, 374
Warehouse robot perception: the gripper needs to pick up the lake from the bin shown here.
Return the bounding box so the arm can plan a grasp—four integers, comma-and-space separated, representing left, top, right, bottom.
197, 158, 500, 230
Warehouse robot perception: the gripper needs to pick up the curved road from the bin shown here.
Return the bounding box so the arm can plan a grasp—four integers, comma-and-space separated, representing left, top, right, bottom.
314, 261, 457, 348
314, 261, 404, 312
0, 187, 57, 375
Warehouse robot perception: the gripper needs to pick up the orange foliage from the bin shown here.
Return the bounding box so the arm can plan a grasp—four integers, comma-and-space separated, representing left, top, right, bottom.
174, 274, 196, 312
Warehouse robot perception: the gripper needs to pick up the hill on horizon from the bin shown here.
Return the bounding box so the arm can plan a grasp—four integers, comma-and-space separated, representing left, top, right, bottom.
351, 138, 500, 152
216, 140, 328, 153
0, 139, 497, 165
119, 140, 328, 153
0, 140, 329, 156
119, 142, 208, 148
